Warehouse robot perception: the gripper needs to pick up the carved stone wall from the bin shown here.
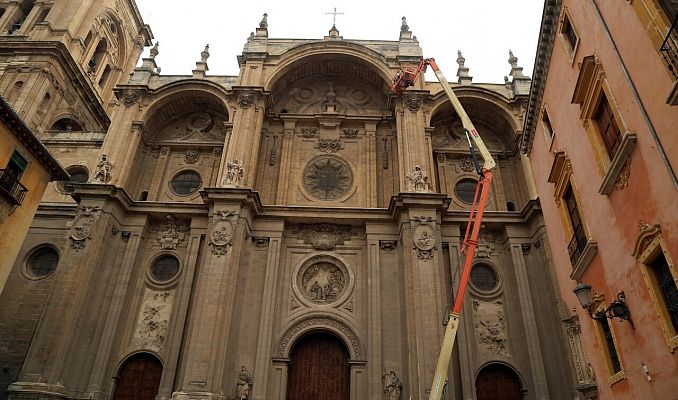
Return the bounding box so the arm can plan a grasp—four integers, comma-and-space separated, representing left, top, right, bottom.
131, 288, 174, 352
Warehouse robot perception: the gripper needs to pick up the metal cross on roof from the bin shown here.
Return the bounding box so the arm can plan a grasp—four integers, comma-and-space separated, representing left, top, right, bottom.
326, 7, 344, 27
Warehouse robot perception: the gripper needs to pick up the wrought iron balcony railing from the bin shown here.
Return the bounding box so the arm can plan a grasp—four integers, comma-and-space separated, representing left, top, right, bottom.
568, 224, 588, 267
661, 14, 678, 80
0, 169, 28, 205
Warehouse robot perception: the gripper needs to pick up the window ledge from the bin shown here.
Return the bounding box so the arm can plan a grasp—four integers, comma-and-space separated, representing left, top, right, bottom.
667, 81, 678, 106
598, 132, 637, 195
608, 370, 626, 386
570, 239, 598, 281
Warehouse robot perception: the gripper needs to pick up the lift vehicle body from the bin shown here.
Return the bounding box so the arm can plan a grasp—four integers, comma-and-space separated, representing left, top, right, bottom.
391, 58, 496, 400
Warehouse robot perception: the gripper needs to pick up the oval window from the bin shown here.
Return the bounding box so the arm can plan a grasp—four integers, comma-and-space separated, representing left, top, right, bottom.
27, 246, 59, 278
171, 170, 201, 196
150, 255, 180, 283
454, 178, 478, 204
470, 264, 498, 291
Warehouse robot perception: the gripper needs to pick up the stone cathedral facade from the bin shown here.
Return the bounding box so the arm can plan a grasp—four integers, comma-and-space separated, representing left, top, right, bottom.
0, 1, 589, 399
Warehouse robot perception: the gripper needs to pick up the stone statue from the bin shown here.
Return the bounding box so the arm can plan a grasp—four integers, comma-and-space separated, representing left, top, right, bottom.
382, 369, 402, 400
223, 159, 244, 187
92, 154, 112, 183
237, 365, 253, 400
406, 165, 431, 192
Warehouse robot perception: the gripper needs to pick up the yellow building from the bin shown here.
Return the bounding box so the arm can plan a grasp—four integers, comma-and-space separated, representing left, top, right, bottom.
0, 95, 68, 294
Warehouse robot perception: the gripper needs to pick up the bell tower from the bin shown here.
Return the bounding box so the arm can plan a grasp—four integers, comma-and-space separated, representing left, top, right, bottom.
0, 0, 152, 134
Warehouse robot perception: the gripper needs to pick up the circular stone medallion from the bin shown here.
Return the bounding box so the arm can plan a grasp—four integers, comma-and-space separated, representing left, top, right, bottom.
298, 261, 347, 305
302, 156, 353, 201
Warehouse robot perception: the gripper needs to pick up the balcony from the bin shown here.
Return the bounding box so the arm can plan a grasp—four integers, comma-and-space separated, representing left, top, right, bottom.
661, 14, 678, 80
0, 169, 28, 205
568, 224, 598, 281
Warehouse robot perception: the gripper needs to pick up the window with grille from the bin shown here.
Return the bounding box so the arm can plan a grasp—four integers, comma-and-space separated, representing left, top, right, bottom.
651, 251, 678, 334
454, 178, 477, 204
598, 317, 622, 374
470, 264, 498, 291
170, 170, 201, 196
151, 255, 180, 283
27, 246, 59, 277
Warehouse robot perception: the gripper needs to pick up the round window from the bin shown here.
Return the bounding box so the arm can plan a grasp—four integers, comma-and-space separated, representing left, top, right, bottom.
27, 246, 59, 277
171, 170, 201, 196
302, 156, 353, 201
150, 255, 180, 283
454, 178, 478, 204
470, 264, 498, 291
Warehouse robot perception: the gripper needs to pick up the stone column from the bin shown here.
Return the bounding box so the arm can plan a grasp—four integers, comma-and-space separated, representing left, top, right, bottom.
365, 121, 378, 207
176, 188, 261, 397
275, 118, 296, 204
390, 193, 450, 399
506, 235, 549, 398
395, 91, 432, 192
251, 224, 284, 400
365, 230, 382, 398
86, 224, 148, 396
220, 89, 266, 187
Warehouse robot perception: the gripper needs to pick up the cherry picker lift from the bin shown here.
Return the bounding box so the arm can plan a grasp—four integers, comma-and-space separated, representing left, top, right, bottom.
391, 58, 496, 400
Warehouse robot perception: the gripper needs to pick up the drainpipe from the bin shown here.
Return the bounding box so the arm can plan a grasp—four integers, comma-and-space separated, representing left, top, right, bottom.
591, 0, 678, 190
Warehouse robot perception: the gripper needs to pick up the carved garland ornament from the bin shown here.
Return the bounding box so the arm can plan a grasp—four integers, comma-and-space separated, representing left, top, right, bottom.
301, 128, 318, 138
237, 93, 256, 109
318, 139, 341, 153
69, 205, 102, 250
342, 128, 358, 138
273, 316, 365, 360
119, 89, 143, 107
153, 215, 189, 250
209, 210, 238, 256
632, 221, 661, 259
184, 147, 199, 164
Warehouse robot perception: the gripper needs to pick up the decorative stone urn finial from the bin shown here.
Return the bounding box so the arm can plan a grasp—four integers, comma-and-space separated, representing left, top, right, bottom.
150, 41, 159, 59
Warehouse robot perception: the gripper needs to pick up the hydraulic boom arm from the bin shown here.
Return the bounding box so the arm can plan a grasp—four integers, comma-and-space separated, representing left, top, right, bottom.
391, 58, 495, 400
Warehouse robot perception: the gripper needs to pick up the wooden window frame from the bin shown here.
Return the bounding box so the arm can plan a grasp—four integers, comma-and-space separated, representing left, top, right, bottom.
548, 152, 597, 280
633, 224, 678, 350
559, 8, 580, 64
572, 56, 637, 195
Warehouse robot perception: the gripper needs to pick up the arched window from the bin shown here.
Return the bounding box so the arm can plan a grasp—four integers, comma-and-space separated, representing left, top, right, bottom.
113, 353, 162, 400
98, 64, 111, 87
57, 165, 89, 194
88, 38, 107, 73
50, 118, 83, 132
138, 190, 149, 201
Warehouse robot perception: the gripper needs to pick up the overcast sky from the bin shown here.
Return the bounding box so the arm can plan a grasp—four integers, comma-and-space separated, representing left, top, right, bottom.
135, 0, 544, 84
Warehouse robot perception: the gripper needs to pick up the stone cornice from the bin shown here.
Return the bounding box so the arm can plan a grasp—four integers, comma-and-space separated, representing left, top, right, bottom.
0, 96, 68, 180
521, 0, 562, 154
0, 40, 110, 129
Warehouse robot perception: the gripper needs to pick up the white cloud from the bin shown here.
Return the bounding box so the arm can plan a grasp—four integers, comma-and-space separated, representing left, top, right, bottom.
136, 0, 543, 83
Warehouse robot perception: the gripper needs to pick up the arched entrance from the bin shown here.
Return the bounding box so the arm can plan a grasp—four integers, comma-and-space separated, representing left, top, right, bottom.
112, 353, 163, 400
475, 363, 523, 400
286, 331, 350, 400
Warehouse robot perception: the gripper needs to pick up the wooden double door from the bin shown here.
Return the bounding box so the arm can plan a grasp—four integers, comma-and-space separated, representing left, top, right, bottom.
475, 363, 523, 400
286, 332, 350, 400
112, 353, 163, 400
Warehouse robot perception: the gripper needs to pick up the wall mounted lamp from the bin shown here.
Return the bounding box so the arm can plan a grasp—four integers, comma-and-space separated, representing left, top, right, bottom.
573, 282, 634, 328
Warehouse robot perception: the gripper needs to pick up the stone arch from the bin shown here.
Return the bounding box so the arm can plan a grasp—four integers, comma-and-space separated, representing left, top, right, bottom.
48, 116, 84, 131
141, 82, 231, 141
474, 361, 526, 399
264, 42, 394, 93
273, 314, 365, 361
429, 87, 519, 152
115, 349, 165, 371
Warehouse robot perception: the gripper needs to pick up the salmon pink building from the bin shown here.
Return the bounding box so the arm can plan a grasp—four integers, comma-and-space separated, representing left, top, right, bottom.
523, 0, 678, 398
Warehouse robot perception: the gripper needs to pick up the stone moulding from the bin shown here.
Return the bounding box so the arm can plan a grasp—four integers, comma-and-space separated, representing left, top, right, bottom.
272, 315, 365, 361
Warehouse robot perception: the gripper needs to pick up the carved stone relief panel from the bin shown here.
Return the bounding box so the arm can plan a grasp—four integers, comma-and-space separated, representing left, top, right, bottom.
151, 215, 189, 250
131, 288, 174, 352
299, 223, 351, 250
69, 205, 102, 251
472, 299, 509, 356
432, 120, 464, 150
209, 210, 238, 256
411, 216, 436, 260
297, 261, 348, 305
157, 111, 227, 142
